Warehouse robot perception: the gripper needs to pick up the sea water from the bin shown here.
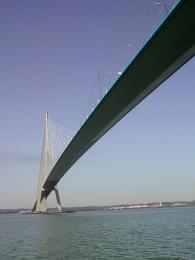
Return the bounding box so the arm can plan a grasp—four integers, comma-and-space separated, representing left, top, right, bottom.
0, 207, 195, 259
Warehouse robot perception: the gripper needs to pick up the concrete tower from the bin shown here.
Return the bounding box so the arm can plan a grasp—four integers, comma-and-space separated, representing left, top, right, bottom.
33, 113, 62, 213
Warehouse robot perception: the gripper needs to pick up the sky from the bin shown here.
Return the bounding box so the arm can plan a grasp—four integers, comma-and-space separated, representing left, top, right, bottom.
0, 0, 194, 209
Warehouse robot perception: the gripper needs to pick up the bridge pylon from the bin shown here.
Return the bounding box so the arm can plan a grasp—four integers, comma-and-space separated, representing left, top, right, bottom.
32, 113, 62, 213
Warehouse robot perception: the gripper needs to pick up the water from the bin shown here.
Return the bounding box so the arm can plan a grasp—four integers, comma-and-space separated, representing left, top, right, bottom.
0, 207, 195, 259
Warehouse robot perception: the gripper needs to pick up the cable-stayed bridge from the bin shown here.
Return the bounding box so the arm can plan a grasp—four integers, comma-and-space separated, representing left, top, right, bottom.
33, 0, 195, 213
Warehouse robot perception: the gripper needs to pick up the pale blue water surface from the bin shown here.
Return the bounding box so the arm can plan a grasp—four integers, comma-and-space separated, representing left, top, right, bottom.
0, 207, 195, 259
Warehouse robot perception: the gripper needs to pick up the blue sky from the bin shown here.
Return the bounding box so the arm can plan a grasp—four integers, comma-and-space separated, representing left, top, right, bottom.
0, 0, 194, 208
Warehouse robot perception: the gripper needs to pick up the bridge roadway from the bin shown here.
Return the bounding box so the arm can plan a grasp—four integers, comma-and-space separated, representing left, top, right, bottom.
41, 0, 195, 199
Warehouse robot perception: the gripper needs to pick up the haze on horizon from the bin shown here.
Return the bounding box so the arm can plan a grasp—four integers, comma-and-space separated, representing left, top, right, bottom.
0, 0, 194, 209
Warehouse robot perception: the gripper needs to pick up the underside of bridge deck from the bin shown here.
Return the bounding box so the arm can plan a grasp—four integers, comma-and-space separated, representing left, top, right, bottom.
40, 0, 195, 199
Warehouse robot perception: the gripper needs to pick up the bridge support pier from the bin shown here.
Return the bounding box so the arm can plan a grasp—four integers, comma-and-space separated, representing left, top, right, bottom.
54, 186, 63, 212
34, 195, 47, 213
33, 186, 63, 213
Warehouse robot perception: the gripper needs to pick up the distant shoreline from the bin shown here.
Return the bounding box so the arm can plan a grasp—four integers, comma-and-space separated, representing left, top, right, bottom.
1, 200, 195, 214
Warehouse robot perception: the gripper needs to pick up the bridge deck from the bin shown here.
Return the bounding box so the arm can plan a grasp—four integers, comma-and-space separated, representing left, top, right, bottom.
42, 0, 195, 198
